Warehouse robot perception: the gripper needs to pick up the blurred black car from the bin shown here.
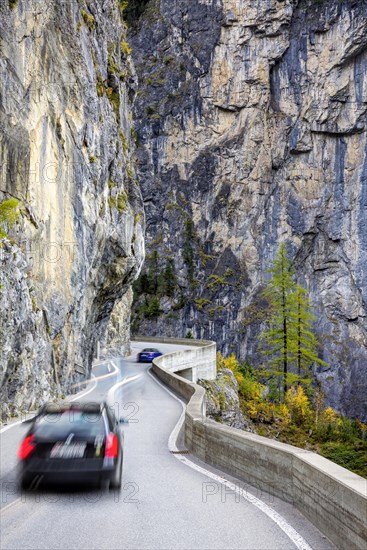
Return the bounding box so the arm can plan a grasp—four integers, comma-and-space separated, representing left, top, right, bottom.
137, 348, 163, 363
18, 402, 124, 490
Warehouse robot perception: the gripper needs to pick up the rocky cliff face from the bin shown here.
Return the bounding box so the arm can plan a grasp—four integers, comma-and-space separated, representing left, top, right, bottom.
198, 368, 253, 431
130, 0, 367, 421
0, 0, 144, 419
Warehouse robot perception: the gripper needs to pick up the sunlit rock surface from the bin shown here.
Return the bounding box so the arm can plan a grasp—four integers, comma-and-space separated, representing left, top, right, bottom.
0, 0, 144, 419
198, 368, 254, 431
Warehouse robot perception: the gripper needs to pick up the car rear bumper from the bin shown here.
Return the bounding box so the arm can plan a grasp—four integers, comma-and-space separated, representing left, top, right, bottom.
20, 460, 116, 486
138, 355, 162, 362
24, 470, 111, 486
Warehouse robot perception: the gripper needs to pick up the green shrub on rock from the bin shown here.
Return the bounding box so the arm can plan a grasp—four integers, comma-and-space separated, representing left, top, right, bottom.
0, 198, 20, 239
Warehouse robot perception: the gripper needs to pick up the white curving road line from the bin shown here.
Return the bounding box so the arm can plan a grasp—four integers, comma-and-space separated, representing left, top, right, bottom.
148, 367, 313, 550
0, 360, 119, 435
0, 365, 141, 517
69, 374, 97, 402
107, 372, 143, 404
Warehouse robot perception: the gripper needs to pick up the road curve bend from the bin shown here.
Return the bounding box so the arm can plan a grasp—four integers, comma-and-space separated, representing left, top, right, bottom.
0, 341, 334, 550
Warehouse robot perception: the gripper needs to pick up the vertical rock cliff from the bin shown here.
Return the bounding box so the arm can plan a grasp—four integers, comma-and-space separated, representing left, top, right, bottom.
0, 0, 144, 419
130, 0, 367, 420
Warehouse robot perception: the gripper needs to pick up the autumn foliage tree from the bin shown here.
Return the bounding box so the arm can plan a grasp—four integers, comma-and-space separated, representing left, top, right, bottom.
260, 242, 296, 396
260, 243, 327, 400
291, 285, 327, 384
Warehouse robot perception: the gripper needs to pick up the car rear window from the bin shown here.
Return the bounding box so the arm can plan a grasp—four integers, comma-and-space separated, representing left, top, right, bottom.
33, 410, 106, 440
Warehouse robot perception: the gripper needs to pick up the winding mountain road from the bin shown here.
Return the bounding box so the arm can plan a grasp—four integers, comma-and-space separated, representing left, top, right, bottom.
0, 342, 334, 550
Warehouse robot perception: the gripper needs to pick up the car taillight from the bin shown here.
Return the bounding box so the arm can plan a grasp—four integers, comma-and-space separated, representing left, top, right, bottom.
105, 433, 118, 458
18, 435, 36, 460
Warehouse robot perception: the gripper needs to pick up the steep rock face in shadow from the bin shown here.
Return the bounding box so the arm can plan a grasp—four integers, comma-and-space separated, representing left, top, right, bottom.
130, 0, 367, 420
0, 0, 144, 419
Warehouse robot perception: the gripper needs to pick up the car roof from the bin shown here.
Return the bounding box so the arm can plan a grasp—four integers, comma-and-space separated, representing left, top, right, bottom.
39, 401, 107, 414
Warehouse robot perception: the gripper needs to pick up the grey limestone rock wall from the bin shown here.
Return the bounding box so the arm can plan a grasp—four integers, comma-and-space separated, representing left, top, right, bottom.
0, 0, 144, 419
130, 0, 367, 420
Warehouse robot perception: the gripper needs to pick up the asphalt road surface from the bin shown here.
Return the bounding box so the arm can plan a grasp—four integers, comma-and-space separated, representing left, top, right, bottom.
0, 342, 334, 550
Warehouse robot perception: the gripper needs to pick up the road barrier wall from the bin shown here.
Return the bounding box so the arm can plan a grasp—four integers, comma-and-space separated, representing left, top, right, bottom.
132, 336, 216, 381
148, 337, 367, 550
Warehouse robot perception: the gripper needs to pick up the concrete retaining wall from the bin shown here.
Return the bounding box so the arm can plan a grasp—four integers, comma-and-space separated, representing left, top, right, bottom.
132, 335, 216, 381
150, 337, 367, 550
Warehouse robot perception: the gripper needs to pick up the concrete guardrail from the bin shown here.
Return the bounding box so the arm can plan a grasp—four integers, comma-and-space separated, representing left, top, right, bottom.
144, 336, 367, 550
132, 335, 216, 381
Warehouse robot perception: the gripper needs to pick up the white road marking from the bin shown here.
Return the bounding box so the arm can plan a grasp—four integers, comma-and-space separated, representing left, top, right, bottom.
0, 419, 28, 435
0, 361, 118, 435
0, 375, 99, 436
0, 497, 23, 515
0, 362, 125, 517
148, 368, 313, 550
0, 360, 139, 518
107, 373, 142, 404
69, 361, 119, 391
69, 374, 97, 402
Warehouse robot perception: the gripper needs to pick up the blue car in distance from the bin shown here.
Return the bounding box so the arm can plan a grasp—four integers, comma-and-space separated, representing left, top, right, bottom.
137, 348, 163, 363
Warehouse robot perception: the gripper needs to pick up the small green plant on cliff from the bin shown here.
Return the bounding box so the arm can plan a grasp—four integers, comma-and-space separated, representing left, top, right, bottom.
198, 248, 215, 268
130, 127, 139, 146
9, 0, 18, 9
108, 53, 121, 75
96, 75, 105, 97
109, 191, 128, 214
163, 56, 175, 66
80, 9, 95, 30
116, 192, 128, 213
108, 90, 121, 123
31, 294, 39, 312
120, 41, 132, 57
127, 163, 134, 180
146, 105, 157, 116
119, 130, 129, 155
194, 298, 212, 311
0, 198, 20, 239
206, 274, 228, 291
118, 0, 129, 13
208, 305, 225, 317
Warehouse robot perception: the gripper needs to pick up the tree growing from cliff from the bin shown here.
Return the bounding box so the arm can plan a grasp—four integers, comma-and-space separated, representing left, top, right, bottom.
260, 243, 326, 399
160, 258, 177, 297
291, 285, 327, 384
260, 243, 296, 397
183, 218, 195, 287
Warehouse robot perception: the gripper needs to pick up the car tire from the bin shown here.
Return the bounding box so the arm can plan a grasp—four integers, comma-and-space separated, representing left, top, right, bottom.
109, 458, 122, 490
20, 473, 33, 491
